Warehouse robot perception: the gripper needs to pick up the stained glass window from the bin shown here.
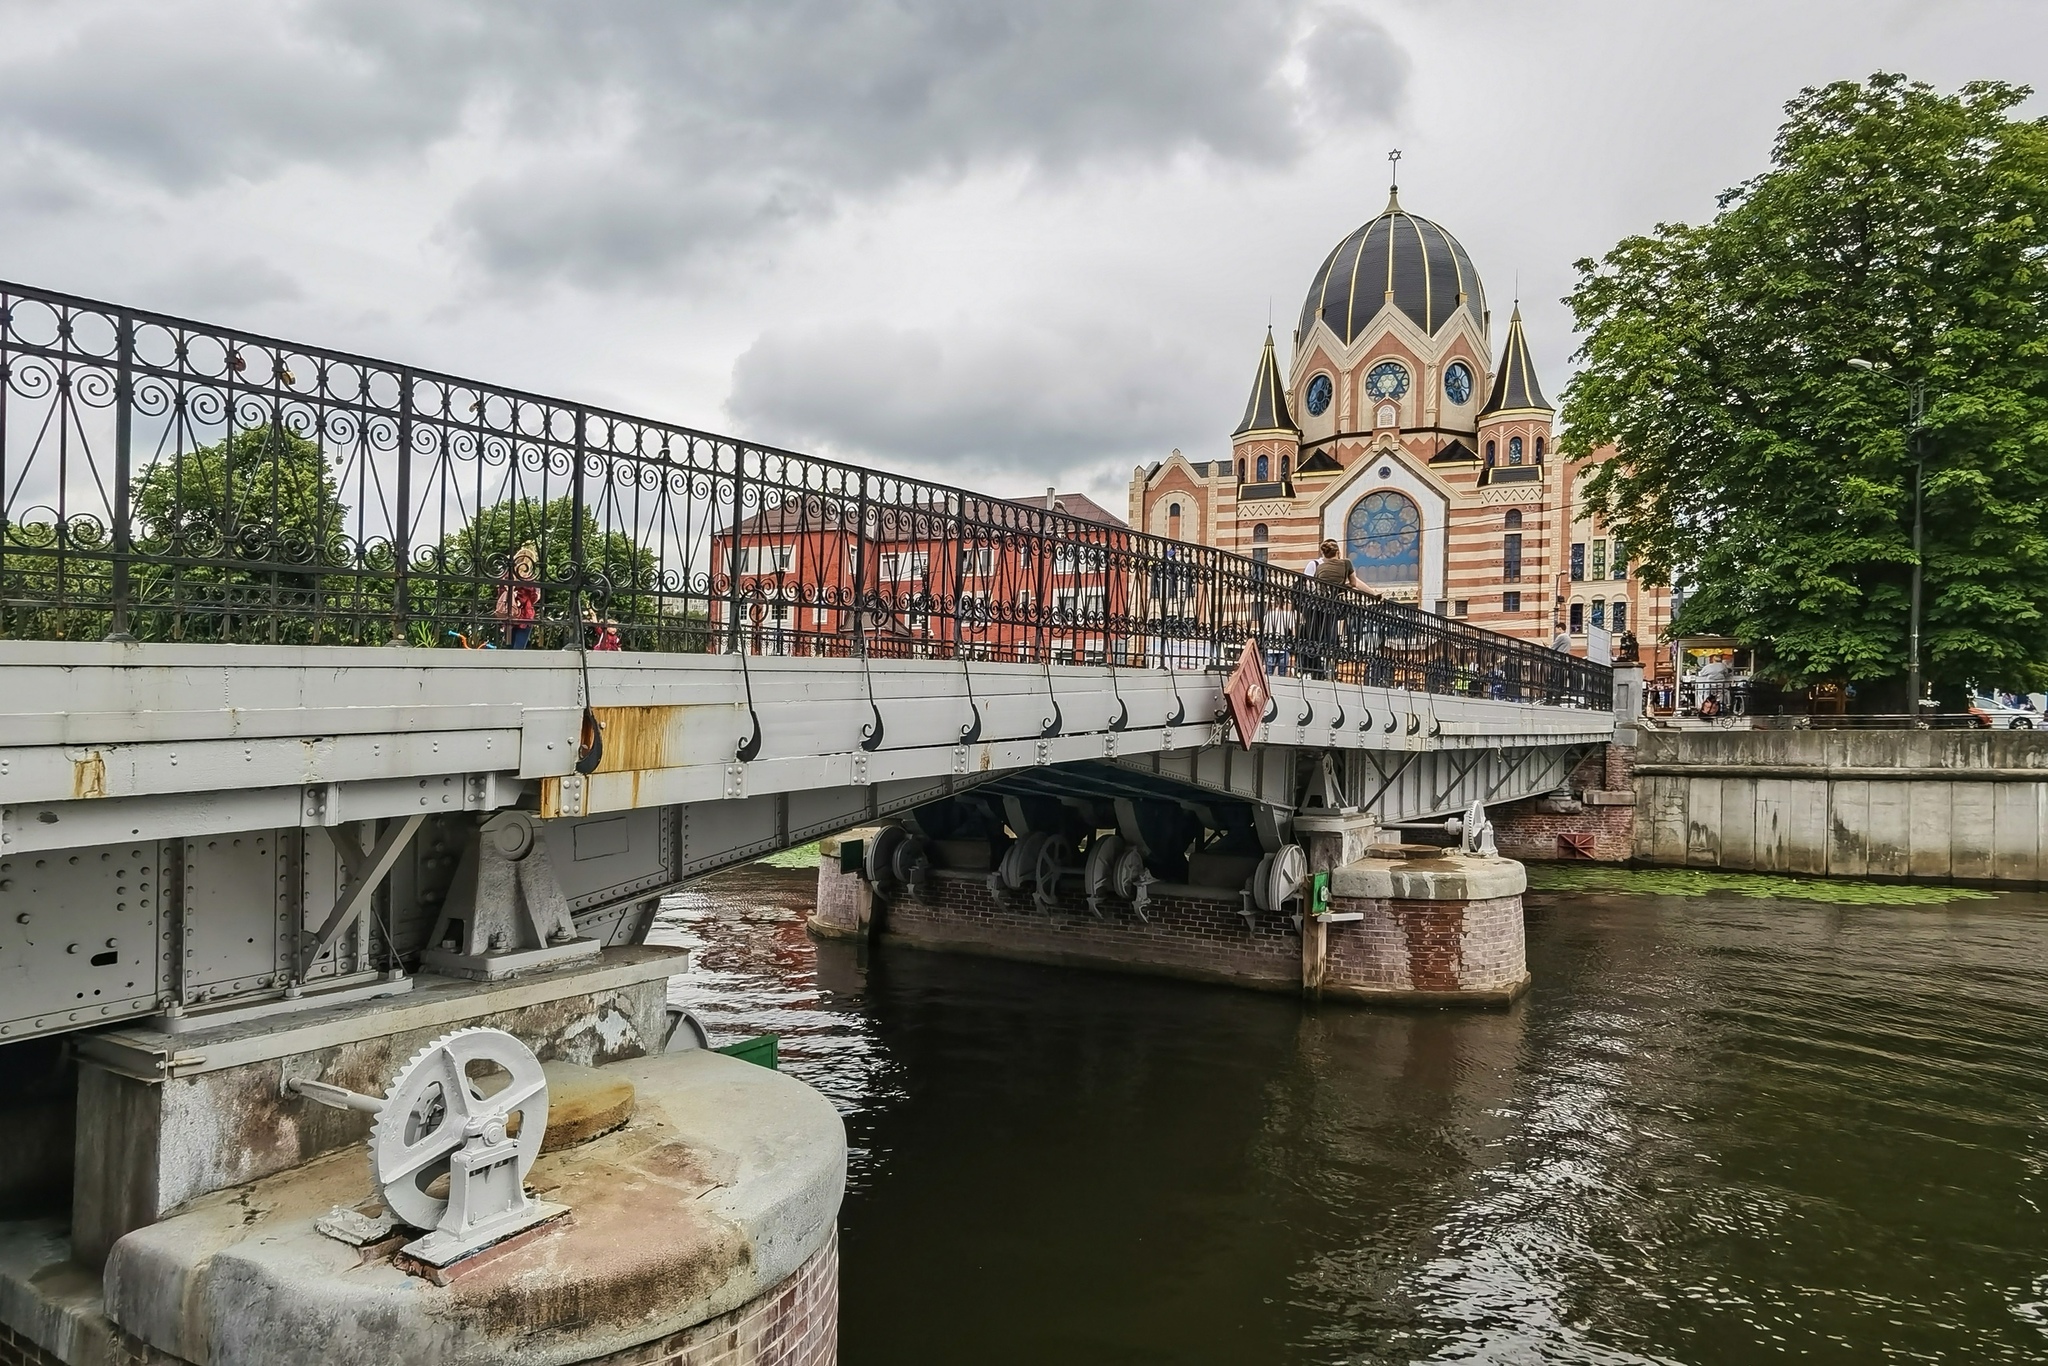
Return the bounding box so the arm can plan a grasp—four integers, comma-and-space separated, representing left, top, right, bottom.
1344, 491, 1422, 588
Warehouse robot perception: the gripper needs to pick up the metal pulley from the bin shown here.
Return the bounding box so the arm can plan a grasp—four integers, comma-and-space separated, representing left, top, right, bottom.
292, 1026, 564, 1268
1250, 843, 1309, 915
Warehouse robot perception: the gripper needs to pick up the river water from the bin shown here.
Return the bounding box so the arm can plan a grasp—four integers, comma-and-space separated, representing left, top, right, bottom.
650, 867, 2048, 1365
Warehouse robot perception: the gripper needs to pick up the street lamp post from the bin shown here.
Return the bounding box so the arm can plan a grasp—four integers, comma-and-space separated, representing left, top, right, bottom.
1849, 359, 1928, 717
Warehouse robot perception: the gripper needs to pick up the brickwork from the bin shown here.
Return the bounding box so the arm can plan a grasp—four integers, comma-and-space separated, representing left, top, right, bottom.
1492, 743, 1637, 863
582, 1233, 838, 1366
1318, 894, 1527, 1001
887, 872, 1303, 992
883, 870, 1525, 1005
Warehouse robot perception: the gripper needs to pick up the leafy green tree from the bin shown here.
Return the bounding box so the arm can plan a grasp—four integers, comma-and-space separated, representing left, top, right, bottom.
411, 495, 673, 648
1561, 75, 2048, 702
129, 424, 363, 642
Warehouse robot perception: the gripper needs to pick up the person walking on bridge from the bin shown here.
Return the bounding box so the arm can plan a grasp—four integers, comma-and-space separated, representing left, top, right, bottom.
1300, 539, 1357, 679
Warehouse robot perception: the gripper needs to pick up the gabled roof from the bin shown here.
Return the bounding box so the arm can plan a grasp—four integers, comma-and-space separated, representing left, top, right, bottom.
1480, 307, 1551, 415
1233, 328, 1297, 438
1019, 491, 1125, 527
1296, 449, 1343, 474
1429, 439, 1478, 464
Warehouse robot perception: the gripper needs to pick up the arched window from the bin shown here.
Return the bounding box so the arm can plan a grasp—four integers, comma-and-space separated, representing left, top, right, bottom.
1485, 440, 1497, 466
1534, 436, 1545, 461
1280, 454, 1291, 481
1252, 523, 1269, 564
1238, 458, 1246, 482
1509, 436, 1524, 465
1167, 502, 1182, 539
1256, 454, 1270, 481
1591, 599, 1606, 629
1568, 601, 1584, 634
1344, 491, 1423, 590
1504, 508, 1522, 530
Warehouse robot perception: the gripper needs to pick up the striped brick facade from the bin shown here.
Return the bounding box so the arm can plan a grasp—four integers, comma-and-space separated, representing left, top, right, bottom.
1131, 193, 1672, 673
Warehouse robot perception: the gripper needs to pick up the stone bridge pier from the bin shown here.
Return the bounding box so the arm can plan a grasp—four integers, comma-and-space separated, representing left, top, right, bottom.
813, 780, 1532, 1009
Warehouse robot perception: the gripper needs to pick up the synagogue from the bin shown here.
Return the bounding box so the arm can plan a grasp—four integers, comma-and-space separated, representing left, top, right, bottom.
1126, 179, 1670, 663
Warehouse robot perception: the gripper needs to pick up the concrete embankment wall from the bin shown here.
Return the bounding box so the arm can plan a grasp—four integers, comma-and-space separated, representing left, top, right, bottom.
1631, 729, 2048, 884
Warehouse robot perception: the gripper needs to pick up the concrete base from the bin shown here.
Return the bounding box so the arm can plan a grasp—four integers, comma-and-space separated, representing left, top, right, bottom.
0, 1051, 845, 1366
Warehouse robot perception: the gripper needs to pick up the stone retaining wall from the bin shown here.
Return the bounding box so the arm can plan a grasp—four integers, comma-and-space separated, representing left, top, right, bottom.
1631, 728, 2048, 884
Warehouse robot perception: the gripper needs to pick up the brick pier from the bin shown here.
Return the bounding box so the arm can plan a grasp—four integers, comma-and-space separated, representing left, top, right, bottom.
826, 849, 1529, 1007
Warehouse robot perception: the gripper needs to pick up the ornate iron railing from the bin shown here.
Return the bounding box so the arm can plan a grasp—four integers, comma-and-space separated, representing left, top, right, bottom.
0, 280, 1611, 709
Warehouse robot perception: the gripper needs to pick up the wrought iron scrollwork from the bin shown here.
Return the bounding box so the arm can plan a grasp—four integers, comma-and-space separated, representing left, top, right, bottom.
0, 277, 1614, 714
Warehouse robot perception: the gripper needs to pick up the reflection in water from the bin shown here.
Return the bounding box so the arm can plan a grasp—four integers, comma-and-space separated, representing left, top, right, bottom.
651, 868, 2048, 1364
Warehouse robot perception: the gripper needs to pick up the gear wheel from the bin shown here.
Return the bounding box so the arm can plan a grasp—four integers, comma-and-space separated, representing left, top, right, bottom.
370, 1026, 549, 1231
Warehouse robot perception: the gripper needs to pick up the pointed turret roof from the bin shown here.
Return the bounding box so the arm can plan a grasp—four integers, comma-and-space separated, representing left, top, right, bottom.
1480, 306, 1551, 415
1233, 328, 1297, 439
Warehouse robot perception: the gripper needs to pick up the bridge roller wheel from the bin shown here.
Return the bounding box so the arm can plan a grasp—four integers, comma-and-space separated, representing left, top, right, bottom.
1251, 843, 1309, 915
1033, 833, 1072, 893
1111, 844, 1148, 901
865, 825, 929, 897
1083, 834, 1127, 905
996, 831, 1052, 893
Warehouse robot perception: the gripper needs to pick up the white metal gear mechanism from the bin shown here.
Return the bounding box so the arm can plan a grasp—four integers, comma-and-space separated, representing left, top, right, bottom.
374, 1027, 550, 1231
294, 1026, 565, 1267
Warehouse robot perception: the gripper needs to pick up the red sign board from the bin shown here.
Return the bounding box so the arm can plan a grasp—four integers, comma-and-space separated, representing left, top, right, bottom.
1223, 638, 1269, 752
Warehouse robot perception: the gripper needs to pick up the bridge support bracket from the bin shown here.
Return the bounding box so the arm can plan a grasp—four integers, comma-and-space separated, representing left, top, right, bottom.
421, 812, 600, 981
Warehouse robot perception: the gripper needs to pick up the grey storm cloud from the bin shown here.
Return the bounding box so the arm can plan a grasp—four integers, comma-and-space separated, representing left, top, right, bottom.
727, 319, 1234, 482
0, 0, 1408, 284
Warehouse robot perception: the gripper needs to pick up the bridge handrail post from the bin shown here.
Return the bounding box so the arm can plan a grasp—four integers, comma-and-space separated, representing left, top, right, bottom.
105, 309, 136, 643
389, 369, 412, 646
571, 406, 588, 646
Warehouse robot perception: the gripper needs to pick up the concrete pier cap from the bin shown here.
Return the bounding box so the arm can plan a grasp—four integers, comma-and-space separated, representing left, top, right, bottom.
102, 1049, 845, 1366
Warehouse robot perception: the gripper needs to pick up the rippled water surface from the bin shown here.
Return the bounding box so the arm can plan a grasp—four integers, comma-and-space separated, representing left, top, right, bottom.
650, 870, 2048, 1364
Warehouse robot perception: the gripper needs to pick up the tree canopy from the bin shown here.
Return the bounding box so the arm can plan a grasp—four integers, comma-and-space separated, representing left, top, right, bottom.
417, 494, 664, 647
1560, 74, 2048, 699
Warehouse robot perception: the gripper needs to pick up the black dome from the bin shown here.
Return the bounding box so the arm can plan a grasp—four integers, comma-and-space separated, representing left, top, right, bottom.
1297, 194, 1486, 346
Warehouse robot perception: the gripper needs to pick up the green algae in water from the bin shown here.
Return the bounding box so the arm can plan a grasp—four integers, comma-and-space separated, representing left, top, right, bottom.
754, 840, 821, 870
1525, 864, 1999, 905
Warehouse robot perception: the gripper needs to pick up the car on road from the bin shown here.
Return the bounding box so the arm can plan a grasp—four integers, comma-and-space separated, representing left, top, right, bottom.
1969, 695, 2039, 728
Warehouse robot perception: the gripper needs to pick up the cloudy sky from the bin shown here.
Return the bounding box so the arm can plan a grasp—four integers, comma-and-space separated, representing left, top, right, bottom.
3, 0, 2042, 509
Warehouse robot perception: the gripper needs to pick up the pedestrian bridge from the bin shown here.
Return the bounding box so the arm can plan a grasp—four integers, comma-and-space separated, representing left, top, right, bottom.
0, 279, 1615, 1044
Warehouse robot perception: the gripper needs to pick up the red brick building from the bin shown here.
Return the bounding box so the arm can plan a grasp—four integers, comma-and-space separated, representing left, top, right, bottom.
709, 490, 1129, 660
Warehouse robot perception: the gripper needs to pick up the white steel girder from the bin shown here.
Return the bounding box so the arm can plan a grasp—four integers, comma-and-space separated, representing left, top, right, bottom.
0, 643, 1610, 1043
0, 642, 1611, 853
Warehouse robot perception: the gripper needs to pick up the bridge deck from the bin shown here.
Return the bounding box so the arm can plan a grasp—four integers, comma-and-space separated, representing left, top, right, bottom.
0, 641, 1611, 855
